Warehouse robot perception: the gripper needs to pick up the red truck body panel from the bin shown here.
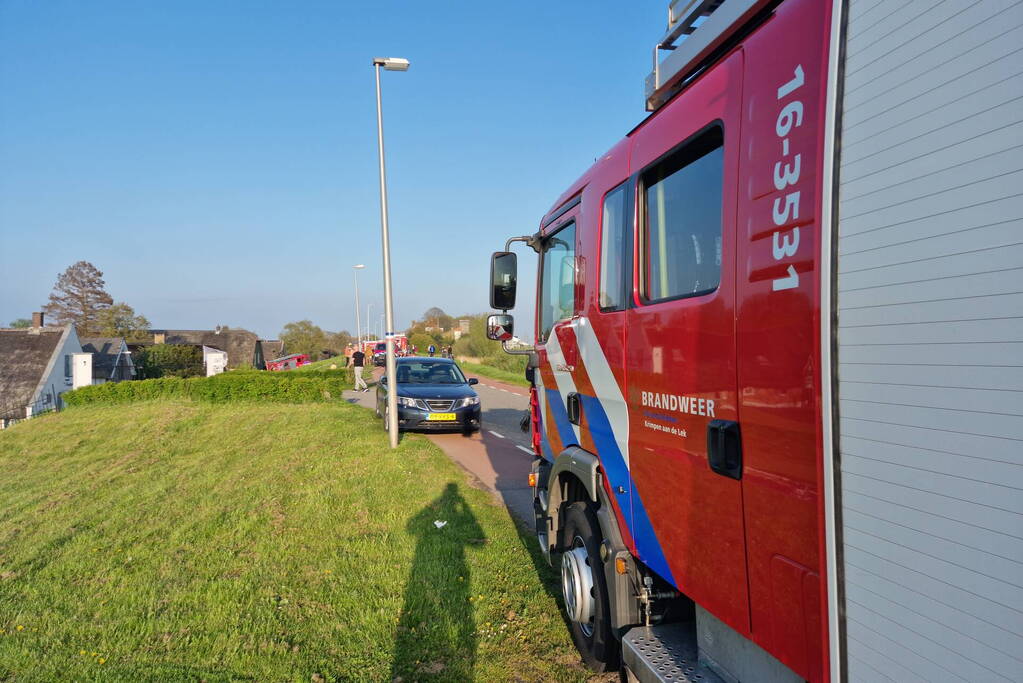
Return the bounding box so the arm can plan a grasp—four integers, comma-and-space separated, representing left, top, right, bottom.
531, 1, 835, 679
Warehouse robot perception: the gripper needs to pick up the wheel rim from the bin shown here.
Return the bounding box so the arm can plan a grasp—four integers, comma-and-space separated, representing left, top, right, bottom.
561, 536, 595, 637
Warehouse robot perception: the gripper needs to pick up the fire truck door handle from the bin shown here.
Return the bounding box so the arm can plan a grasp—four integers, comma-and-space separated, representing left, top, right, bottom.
567, 392, 581, 426
707, 420, 742, 480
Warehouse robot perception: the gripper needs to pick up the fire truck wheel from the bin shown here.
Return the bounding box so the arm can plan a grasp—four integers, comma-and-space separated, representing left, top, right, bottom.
560, 501, 619, 672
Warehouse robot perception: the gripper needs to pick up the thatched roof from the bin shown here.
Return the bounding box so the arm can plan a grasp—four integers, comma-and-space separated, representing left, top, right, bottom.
260, 339, 284, 359
149, 329, 261, 368
0, 326, 66, 416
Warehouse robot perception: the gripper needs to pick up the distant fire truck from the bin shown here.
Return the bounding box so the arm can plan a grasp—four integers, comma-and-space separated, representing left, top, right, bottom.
487, 1, 1022, 681
265, 353, 310, 371
362, 335, 408, 359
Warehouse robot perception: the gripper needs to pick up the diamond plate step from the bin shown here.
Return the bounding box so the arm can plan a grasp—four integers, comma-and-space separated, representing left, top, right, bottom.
623, 623, 724, 683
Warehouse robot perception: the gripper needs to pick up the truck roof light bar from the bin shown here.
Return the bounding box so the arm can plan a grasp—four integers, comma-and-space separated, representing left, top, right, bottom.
645, 0, 767, 112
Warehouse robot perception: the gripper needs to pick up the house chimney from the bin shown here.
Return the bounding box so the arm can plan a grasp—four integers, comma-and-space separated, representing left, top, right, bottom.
32, 312, 44, 328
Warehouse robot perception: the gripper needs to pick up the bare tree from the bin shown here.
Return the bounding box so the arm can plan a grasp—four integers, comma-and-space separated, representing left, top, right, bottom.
42, 261, 113, 336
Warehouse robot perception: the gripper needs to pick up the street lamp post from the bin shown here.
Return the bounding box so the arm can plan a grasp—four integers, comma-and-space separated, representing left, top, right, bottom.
352, 264, 365, 347
373, 56, 409, 448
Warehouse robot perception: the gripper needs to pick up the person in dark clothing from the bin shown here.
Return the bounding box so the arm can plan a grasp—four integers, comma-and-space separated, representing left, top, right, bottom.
352, 349, 368, 391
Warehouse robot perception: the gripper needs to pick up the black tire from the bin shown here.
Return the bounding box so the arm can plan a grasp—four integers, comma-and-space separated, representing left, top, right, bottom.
560, 501, 619, 672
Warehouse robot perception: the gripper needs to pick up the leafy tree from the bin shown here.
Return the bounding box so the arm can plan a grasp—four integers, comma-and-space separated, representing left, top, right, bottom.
94, 302, 151, 341
326, 330, 354, 354
420, 307, 454, 331
134, 344, 203, 379
408, 333, 437, 355
8, 319, 31, 328
280, 320, 328, 360
42, 261, 113, 336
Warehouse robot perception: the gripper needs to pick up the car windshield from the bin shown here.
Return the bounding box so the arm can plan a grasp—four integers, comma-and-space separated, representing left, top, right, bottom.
375, 344, 386, 351
396, 361, 467, 385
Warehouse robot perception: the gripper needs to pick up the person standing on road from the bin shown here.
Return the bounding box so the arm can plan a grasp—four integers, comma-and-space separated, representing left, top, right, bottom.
428, 344, 436, 357
352, 348, 368, 392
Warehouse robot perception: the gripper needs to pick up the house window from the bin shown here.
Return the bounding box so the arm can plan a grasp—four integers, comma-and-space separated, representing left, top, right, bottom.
642, 126, 724, 302
64, 354, 72, 378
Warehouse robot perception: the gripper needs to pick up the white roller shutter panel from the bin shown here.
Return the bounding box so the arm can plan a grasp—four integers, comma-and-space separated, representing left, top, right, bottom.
834, 0, 1023, 681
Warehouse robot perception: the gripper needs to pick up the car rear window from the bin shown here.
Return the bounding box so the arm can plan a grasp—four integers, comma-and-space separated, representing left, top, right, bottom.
396, 362, 466, 384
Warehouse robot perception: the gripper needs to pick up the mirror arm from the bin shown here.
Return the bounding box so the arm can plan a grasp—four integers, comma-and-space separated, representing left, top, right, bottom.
504, 233, 542, 254
502, 341, 536, 359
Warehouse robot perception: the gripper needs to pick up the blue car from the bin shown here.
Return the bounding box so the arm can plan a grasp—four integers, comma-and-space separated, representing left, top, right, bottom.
376, 357, 481, 434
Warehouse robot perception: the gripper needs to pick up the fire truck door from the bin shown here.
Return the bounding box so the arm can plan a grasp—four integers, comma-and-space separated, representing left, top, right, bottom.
534, 217, 582, 459
624, 51, 750, 636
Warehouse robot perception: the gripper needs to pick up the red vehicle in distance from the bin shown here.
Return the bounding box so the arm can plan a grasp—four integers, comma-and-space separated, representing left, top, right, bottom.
265, 353, 310, 371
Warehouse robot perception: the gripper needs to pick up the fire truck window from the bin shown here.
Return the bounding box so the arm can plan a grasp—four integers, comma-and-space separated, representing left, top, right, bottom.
599, 182, 632, 311
539, 222, 577, 342
642, 127, 723, 302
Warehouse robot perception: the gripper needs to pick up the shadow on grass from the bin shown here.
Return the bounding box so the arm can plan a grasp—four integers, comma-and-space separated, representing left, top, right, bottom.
475, 433, 573, 634
390, 483, 484, 680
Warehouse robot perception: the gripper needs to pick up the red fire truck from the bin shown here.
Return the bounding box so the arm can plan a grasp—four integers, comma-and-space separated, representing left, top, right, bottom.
361, 335, 409, 359
487, 1, 1022, 681
265, 353, 310, 371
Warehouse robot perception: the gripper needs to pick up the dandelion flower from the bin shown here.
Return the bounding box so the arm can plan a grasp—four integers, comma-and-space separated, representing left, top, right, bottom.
98, 658, 106, 664
80, 650, 86, 655
16, 625, 23, 631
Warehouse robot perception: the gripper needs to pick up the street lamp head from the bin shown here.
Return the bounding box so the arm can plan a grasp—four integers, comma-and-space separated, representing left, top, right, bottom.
373, 57, 410, 72
353, 264, 365, 269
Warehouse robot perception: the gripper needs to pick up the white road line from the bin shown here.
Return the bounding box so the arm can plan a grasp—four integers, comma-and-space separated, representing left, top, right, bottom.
488, 430, 505, 439
516, 444, 534, 455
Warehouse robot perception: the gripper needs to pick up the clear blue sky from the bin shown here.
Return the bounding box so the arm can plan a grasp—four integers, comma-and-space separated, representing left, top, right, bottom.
1, 1, 663, 339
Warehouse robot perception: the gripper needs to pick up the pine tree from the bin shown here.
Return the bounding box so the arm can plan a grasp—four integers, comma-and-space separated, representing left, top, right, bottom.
42, 261, 114, 336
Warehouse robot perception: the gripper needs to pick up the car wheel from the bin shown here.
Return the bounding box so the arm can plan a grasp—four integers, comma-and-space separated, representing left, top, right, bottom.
559, 501, 619, 672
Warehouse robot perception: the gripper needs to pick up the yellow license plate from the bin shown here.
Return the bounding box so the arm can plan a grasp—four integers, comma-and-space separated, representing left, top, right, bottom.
428, 413, 456, 421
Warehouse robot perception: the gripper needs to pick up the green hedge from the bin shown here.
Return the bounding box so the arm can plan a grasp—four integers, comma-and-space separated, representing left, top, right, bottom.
64, 369, 352, 407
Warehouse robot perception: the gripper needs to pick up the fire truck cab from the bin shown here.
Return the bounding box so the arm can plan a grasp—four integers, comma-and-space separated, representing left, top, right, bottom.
489, 1, 1023, 681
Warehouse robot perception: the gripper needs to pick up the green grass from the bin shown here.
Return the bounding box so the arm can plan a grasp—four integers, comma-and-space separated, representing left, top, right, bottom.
0, 401, 585, 681
456, 361, 530, 388
295, 356, 350, 372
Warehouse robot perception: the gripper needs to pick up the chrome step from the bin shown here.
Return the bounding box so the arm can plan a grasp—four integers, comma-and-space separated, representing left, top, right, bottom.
622, 624, 724, 683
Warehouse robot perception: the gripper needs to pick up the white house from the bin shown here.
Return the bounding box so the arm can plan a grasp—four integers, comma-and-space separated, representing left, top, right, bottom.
80, 337, 136, 384
0, 312, 83, 428
202, 345, 228, 376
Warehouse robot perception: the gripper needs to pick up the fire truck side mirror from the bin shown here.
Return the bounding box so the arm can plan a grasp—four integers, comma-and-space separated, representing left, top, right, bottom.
487, 314, 514, 342
490, 251, 517, 310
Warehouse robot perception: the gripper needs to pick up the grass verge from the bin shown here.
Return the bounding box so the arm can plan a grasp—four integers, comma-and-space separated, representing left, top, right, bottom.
295, 356, 349, 372
0, 401, 584, 681
456, 361, 530, 388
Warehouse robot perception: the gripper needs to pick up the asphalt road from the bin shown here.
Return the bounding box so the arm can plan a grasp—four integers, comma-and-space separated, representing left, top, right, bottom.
342, 368, 537, 524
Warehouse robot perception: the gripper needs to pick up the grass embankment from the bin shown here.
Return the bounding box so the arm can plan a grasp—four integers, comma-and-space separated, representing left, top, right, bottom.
295, 356, 350, 372
456, 360, 530, 388
0, 402, 584, 681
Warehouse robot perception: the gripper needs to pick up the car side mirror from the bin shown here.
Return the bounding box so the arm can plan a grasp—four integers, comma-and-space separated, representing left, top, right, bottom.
468, 378, 479, 385
487, 314, 514, 342
490, 251, 517, 310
